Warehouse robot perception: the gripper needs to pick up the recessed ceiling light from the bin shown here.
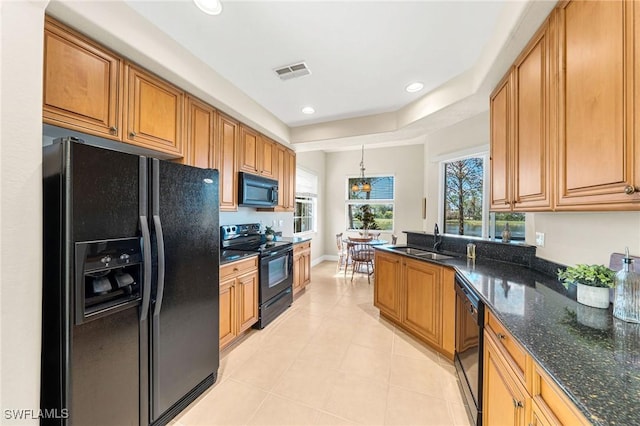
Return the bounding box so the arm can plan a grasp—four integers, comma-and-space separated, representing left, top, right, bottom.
194, 0, 222, 15
301, 106, 315, 115
405, 82, 424, 93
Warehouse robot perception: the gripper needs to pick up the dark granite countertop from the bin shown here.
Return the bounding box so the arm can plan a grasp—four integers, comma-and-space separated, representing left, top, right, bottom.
375, 245, 640, 426
279, 236, 312, 244
220, 250, 258, 265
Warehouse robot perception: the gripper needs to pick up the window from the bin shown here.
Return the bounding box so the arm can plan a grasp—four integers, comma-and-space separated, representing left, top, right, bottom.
294, 168, 317, 234
346, 176, 394, 231
442, 155, 525, 241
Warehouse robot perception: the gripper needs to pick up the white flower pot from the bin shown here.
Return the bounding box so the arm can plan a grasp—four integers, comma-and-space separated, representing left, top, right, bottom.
576, 283, 610, 309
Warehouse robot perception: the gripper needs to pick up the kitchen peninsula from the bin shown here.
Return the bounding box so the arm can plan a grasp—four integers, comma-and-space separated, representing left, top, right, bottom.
375, 231, 640, 426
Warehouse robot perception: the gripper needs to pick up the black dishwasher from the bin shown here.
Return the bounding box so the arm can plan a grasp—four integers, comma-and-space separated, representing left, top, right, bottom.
454, 273, 484, 426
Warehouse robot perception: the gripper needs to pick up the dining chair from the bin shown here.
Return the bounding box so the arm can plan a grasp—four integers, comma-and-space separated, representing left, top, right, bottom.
348, 237, 375, 284
336, 233, 348, 271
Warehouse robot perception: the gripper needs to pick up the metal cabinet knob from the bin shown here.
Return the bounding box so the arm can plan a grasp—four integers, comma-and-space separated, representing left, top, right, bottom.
624, 185, 637, 195
497, 332, 506, 340
129, 131, 137, 138
512, 398, 523, 408
109, 126, 118, 134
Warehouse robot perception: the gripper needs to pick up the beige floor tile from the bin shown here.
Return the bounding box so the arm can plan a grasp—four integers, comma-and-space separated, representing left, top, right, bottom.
247, 394, 320, 426
392, 328, 441, 361
350, 320, 395, 353
229, 348, 297, 391
448, 402, 473, 426
384, 385, 453, 426
338, 343, 392, 383
310, 411, 358, 426
389, 353, 457, 398
323, 371, 389, 424
178, 379, 267, 425
297, 339, 350, 367
270, 358, 340, 409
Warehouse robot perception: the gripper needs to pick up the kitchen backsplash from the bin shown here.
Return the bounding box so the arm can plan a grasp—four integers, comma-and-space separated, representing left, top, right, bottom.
220, 207, 294, 236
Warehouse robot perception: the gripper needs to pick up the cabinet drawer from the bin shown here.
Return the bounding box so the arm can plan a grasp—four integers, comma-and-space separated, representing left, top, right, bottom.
293, 241, 311, 255
220, 256, 258, 281
486, 311, 528, 385
532, 365, 590, 426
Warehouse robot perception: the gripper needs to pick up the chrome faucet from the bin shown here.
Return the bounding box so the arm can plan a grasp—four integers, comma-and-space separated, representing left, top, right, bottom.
433, 223, 443, 252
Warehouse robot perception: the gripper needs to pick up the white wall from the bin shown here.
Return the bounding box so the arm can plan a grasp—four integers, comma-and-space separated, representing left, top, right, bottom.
296, 151, 327, 263
424, 112, 640, 266
0, 1, 48, 422
324, 144, 425, 253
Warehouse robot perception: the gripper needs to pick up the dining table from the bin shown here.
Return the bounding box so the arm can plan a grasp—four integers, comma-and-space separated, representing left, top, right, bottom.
342, 238, 388, 278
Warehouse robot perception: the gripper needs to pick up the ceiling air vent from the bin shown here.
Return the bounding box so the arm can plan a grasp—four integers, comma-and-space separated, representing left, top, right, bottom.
274, 62, 311, 81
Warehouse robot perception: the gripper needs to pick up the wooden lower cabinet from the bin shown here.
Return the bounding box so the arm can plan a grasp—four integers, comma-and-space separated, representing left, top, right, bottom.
373, 251, 455, 359
219, 257, 259, 349
483, 330, 528, 426
483, 312, 590, 426
293, 241, 311, 295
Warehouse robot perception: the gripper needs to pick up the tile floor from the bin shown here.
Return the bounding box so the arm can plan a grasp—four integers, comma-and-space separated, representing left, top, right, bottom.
172, 261, 472, 426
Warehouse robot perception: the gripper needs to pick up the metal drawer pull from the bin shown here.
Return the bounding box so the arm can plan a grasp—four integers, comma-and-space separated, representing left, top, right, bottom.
497, 332, 506, 340
624, 185, 637, 195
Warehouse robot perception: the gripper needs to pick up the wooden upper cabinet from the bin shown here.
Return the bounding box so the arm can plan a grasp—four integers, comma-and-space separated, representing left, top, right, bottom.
43, 17, 123, 140
124, 64, 184, 157
490, 73, 513, 211
513, 20, 553, 211
556, 0, 640, 209
217, 113, 239, 211
258, 135, 276, 178
183, 96, 215, 168
239, 125, 259, 174
286, 149, 296, 211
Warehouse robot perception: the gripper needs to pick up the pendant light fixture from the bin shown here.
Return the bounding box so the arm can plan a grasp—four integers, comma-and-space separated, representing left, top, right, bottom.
194, 0, 222, 15
351, 145, 371, 193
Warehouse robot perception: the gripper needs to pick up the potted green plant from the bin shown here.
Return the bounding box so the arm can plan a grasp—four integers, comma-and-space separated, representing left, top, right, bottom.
265, 225, 276, 241
557, 264, 615, 309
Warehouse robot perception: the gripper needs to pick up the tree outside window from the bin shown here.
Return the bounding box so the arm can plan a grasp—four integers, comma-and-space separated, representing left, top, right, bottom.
444, 158, 483, 236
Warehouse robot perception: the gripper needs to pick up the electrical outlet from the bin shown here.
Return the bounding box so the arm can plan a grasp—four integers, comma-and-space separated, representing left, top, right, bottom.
272, 219, 277, 227
535, 232, 545, 247
279, 220, 284, 227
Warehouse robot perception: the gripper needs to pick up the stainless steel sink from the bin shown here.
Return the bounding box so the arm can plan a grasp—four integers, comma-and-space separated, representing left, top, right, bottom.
390, 247, 454, 260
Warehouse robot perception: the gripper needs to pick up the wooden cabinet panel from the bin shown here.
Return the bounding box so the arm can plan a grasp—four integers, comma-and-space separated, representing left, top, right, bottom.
239, 125, 259, 174
219, 278, 235, 349
373, 251, 403, 322
514, 22, 552, 210
43, 17, 123, 140
184, 96, 215, 168
259, 135, 276, 178
237, 271, 259, 333
490, 74, 513, 212
403, 259, 442, 346
531, 365, 590, 426
557, 0, 640, 208
287, 149, 296, 211
220, 256, 258, 281
124, 64, 184, 156
217, 113, 239, 211
293, 241, 311, 295
486, 311, 528, 385
483, 332, 528, 426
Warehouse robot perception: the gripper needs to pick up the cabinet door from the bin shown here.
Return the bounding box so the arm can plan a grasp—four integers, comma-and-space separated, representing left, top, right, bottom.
219, 278, 236, 349
373, 251, 402, 321
402, 258, 442, 346
557, 0, 640, 208
43, 17, 123, 140
276, 146, 287, 210
302, 252, 311, 287
259, 135, 276, 178
490, 73, 513, 211
184, 96, 215, 168
239, 125, 259, 174
286, 149, 296, 212
292, 253, 303, 295
124, 64, 184, 157
483, 333, 528, 426
513, 21, 553, 211
237, 271, 259, 333
217, 113, 239, 211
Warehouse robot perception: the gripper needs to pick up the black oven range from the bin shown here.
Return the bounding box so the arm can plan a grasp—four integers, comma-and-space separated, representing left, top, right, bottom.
221, 223, 293, 328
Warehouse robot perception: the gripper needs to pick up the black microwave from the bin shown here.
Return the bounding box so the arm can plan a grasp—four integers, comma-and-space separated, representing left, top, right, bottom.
238, 172, 278, 207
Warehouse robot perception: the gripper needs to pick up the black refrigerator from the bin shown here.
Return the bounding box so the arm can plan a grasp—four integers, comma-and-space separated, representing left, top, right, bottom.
41, 138, 219, 425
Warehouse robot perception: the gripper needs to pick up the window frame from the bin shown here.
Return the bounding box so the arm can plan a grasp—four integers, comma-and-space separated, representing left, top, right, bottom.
345, 174, 396, 232
293, 195, 317, 235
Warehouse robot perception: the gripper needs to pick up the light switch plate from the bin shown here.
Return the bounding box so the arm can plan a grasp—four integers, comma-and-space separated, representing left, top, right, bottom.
535, 232, 545, 247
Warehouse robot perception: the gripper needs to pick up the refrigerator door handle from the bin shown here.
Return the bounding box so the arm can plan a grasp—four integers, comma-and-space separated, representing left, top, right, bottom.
139, 215, 152, 321
152, 214, 165, 316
